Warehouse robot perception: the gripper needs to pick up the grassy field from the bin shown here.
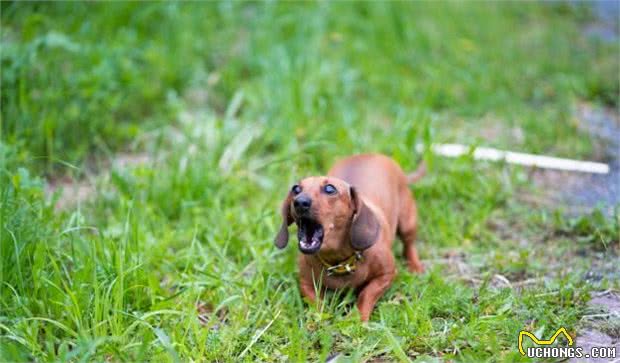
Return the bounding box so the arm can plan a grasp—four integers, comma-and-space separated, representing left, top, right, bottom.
1, 2, 619, 362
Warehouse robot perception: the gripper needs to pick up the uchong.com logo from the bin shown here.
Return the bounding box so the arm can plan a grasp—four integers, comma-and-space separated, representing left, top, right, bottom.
518, 327, 617, 360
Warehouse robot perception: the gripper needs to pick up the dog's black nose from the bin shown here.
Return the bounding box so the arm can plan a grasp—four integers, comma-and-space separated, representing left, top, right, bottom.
293, 195, 312, 212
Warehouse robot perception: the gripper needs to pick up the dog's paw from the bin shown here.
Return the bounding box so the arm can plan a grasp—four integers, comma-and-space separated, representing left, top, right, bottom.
407, 262, 425, 274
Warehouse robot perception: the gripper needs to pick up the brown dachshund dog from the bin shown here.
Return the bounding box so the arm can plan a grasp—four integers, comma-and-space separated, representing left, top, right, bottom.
275, 154, 425, 321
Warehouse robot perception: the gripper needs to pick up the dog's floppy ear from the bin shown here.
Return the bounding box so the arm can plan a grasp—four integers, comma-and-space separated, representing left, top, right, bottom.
350, 186, 380, 250
274, 192, 293, 249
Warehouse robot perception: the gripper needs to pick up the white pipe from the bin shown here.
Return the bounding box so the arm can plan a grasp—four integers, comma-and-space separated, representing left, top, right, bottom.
416, 143, 610, 174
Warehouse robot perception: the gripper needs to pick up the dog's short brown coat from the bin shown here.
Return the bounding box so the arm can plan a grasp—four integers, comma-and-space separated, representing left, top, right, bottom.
275, 154, 424, 321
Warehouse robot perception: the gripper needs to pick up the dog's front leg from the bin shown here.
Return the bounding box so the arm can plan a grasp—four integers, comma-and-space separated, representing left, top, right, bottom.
299, 277, 317, 303
356, 273, 394, 321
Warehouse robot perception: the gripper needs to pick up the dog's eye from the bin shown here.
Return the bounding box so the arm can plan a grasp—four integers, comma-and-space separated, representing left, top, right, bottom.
324, 184, 337, 195
291, 185, 302, 195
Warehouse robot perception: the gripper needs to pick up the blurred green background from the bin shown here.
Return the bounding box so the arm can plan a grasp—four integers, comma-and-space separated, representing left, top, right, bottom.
2, 2, 617, 172
1, 2, 618, 362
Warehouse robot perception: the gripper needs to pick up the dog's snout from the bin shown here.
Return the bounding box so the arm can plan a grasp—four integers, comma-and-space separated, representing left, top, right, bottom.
293, 194, 312, 212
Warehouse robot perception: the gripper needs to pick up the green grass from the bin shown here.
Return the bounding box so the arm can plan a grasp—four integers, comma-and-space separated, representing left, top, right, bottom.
1, 2, 619, 362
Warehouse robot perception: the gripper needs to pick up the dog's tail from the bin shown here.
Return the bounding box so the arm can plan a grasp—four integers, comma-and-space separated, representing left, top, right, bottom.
406, 161, 426, 184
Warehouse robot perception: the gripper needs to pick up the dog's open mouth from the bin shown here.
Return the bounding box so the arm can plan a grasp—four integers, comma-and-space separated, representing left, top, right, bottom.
297, 218, 324, 254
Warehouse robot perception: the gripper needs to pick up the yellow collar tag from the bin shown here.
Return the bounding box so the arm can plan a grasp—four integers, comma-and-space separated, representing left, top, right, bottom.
317, 251, 364, 276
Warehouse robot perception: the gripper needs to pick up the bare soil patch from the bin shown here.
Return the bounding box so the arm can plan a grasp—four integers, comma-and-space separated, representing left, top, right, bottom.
45, 152, 152, 210
530, 102, 619, 216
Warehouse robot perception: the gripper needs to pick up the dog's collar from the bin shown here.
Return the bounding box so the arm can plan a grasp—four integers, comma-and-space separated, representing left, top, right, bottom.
317, 251, 365, 276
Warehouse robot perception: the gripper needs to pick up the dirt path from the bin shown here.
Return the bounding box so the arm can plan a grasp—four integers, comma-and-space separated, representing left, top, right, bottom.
569, 103, 619, 214
536, 102, 620, 362
531, 103, 620, 217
